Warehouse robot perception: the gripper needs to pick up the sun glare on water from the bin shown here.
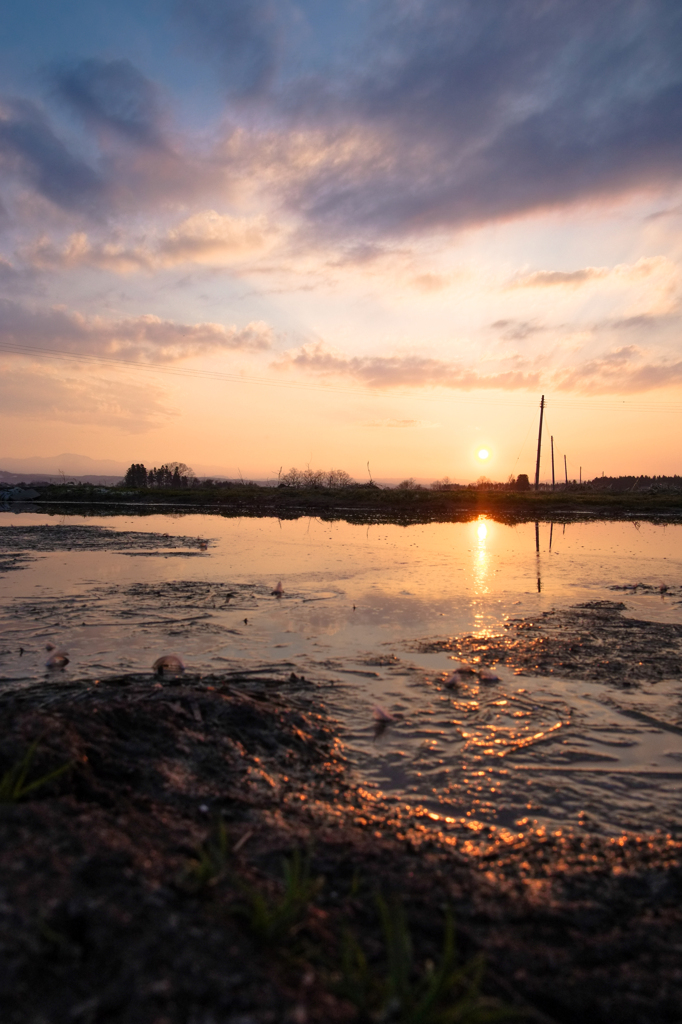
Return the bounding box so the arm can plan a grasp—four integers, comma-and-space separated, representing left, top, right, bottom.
478, 449, 489, 460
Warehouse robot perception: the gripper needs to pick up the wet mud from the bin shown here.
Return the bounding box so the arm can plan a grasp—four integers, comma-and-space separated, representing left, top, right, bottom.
415, 600, 682, 688
2, 521, 682, 1020
1, 675, 682, 1023
0, 525, 208, 575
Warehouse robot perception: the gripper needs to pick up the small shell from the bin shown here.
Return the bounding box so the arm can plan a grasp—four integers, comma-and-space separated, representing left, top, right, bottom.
272, 580, 284, 596
46, 651, 69, 669
153, 654, 185, 676
478, 668, 501, 683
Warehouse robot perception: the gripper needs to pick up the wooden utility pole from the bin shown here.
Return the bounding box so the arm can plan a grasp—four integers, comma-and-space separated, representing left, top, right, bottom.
551, 435, 555, 490
564, 454, 568, 485
534, 395, 545, 491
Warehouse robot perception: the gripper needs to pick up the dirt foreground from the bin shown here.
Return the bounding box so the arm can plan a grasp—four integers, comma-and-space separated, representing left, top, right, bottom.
1, 660, 681, 1024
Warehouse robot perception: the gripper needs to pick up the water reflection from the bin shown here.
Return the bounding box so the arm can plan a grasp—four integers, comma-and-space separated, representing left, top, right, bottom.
472, 517, 490, 635
1, 511, 682, 838
535, 521, 541, 592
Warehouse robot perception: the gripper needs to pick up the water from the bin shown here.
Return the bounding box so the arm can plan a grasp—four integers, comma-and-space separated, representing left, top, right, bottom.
1, 509, 681, 841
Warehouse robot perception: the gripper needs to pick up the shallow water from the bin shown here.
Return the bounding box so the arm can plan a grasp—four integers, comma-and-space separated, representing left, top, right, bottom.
1, 510, 681, 840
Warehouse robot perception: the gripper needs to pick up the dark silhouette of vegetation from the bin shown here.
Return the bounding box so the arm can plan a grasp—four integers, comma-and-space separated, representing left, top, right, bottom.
279, 466, 355, 488
124, 463, 148, 487
123, 462, 195, 488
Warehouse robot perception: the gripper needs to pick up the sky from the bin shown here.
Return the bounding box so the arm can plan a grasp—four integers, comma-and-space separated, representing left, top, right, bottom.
1, 0, 682, 482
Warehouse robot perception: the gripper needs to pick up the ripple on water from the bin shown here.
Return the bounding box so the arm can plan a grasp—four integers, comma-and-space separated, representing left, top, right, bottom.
1, 514, 681, 840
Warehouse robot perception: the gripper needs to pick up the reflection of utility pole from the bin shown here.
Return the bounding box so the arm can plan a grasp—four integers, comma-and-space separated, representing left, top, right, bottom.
534, 396, 545, 491
549, 521, 553, 551
564, 454, 568, 485
551, 436, 555, 490
535, 521, 541, 592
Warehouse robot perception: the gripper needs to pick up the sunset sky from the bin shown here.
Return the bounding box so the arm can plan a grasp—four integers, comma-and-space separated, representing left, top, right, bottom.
1, 0, 682, 481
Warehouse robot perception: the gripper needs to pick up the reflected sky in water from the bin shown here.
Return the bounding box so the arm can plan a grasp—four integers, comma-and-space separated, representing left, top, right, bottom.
1, 510, 681, 840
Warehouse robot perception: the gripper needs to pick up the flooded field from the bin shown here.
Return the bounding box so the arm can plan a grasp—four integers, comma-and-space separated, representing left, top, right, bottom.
1, 509, 681, 842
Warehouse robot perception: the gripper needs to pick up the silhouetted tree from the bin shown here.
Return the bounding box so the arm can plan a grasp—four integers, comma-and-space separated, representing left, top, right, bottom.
124, 463, 148, 487
146, 462, 195, 488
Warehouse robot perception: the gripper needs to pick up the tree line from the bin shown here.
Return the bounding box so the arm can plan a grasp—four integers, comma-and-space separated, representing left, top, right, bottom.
124, 463, 195, 488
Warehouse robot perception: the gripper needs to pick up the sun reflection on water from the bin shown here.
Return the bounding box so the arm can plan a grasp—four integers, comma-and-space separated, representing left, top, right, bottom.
472, 516, 490, 632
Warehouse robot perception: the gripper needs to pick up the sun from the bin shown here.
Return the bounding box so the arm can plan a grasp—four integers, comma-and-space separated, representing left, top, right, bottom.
478, 449, 489, 460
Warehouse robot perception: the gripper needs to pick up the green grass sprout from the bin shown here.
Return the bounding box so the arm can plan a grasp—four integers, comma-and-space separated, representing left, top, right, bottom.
0, 737, 71, 803
237, 848, 324, 943
184, 819, 232, 889
340, 896, 517, 1023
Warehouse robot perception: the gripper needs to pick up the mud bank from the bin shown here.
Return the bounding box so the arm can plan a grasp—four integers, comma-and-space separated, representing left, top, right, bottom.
1, 673, 681, 1023
416, 600, 682, 689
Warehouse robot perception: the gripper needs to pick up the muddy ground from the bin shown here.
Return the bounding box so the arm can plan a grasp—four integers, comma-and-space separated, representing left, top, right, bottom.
416, 599, 682, 690
1, 657, 681, 1024
0, 525, 208, 575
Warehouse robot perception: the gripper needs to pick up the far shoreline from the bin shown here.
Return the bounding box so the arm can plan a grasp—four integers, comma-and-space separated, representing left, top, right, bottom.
4, 481, 682, 524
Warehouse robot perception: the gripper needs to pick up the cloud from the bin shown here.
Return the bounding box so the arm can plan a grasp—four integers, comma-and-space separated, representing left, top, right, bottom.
0, 300, 274, 361
604, 312, 679, 332
363, 418, 436, 428
24, 211, 280, 273
511, 257, 671, 289
554, 346, 682, 394
254, 0, 682, 237
0, 97, 104, 212
4, 4, 682, 262
53, 59, 165, 147
0, 361, 176, 432
274, 341, 540, 390
276, 337, 682, 397
513, 268, 609, 288
175, 0, 282, 97
410, 273, 449, 293
0, 67, 224, 218
492, 319, 545, 340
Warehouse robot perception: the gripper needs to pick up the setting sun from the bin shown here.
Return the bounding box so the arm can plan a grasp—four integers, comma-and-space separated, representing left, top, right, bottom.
478, 449, 489, 460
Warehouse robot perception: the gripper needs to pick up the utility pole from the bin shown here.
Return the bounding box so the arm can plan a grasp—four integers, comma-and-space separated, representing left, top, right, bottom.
534, 395, 545, 491
564, 454, 568, 485
551, 435, 555, 491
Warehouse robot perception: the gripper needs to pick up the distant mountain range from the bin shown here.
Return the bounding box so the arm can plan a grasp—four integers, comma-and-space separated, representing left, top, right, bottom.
0, 453, 127, 477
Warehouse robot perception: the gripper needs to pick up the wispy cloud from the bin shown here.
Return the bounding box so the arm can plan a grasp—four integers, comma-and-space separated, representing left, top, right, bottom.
5, 2, 682, 239
492, 319, 545, 340
0, 97, 104, 213
276, 338, 682, 397
510, 257, 671, 289
0, 300, 274, 361
363, 418, 437, 428
23, 211, 280, 273
0, 362, 175, 432
512, 268, 610, 288
274, 342, 540, 390
53, 58, 166, 148
554, 346, 682, 394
